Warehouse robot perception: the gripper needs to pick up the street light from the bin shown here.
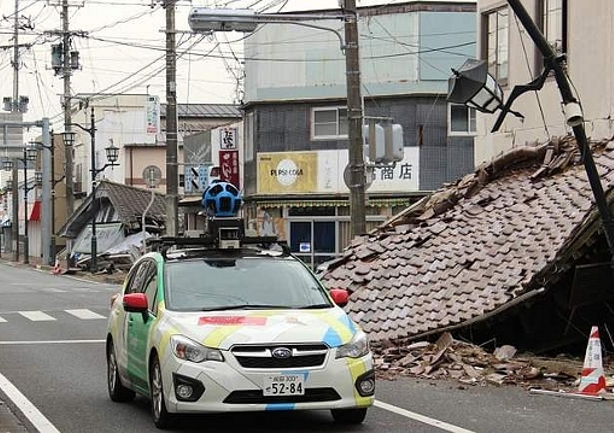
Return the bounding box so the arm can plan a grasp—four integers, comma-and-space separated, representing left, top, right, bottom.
188, 2, 367, 237
63, 106, 119, 273
448, 0, 614, 260
448, 59, 505, 114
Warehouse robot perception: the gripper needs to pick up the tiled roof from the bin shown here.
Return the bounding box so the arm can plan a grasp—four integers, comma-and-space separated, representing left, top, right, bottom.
58, 180, 166, 238
320, 136, 614, 345
160, 103, 242, 118
98, 181, 166, 223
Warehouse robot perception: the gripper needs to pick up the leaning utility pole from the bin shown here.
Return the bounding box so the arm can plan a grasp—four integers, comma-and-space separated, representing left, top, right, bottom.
164, 0, 179, 236
343, 0, 366, 237
62, 0, 74, 221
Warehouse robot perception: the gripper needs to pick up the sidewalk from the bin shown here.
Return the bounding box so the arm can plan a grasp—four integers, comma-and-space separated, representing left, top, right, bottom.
0, 400, 28, 433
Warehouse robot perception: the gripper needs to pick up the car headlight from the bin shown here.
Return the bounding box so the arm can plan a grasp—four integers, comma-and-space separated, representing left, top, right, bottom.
335, 330, 370, 359
171, 335, 224, 363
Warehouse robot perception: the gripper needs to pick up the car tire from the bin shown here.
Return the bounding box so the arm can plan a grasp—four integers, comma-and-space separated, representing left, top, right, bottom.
150, 354, 173, 429
331, 408, 367, 424
107, 340, 135, 402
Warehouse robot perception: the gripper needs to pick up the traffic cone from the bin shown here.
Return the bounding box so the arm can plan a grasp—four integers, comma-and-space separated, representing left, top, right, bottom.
576, 326, 606, 396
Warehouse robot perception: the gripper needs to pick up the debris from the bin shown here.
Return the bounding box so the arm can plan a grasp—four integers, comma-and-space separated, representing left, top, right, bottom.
374, 336, 614, 394
494, 345, 517, 361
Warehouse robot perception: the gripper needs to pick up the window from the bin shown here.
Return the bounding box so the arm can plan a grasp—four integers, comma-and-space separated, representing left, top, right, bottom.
311, 107, 348, 140
483, 7, 509, 83
541, 0, 566, 53
449, 104, 477, 135
244, 111, 254, 162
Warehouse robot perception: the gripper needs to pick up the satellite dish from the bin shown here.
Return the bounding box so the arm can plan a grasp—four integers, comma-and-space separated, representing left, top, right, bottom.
143, 165, 162, 188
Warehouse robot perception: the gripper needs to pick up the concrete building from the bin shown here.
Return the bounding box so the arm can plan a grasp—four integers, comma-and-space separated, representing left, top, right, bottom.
474, 0, 614, 163
241, 1, 477, 268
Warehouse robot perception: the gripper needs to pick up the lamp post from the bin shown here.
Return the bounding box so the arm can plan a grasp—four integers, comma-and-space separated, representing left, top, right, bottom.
448, 0, 614, 259
188, 3, 367, 236
62, 107, 119, 273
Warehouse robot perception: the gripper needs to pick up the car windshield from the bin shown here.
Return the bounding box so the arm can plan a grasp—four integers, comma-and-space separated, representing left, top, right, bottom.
164, 255, 333, 311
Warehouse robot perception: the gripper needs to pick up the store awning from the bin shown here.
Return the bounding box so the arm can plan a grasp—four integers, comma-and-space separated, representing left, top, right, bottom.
256, 197, 413, 208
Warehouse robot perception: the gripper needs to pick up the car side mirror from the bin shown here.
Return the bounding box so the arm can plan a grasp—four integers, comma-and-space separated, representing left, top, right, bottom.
123, 293, 148, 313
329, 288, 349, 307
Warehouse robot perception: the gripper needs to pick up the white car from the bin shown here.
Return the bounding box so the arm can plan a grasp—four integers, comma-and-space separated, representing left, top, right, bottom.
106, 236, 375, 429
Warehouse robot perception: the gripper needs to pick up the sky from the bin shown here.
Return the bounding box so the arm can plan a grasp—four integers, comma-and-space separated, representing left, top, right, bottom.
0, 0, 469, 130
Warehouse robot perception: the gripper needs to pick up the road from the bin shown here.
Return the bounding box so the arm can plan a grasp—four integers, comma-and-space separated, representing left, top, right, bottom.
1, 262, 613, 432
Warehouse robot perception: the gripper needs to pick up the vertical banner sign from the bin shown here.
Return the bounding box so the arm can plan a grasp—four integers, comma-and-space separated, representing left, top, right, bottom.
220, 127, 237, 149
219, 150, 240, 189
146, 95, 160, 134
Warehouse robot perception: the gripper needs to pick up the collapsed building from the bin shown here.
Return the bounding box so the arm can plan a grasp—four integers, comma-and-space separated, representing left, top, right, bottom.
320, 136, 614, 356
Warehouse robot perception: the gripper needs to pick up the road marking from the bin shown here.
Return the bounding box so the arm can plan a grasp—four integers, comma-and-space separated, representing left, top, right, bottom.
0, 316, 6, 323
0, 371, 61, 433
0, 340, 105, 345
66, 309, 106, 320
40, 288, 67, 293
19, 311, 57, 321
375, 400, 477, 433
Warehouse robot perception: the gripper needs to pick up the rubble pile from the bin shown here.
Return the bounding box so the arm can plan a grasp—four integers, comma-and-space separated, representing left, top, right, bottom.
373, 332, 614, 392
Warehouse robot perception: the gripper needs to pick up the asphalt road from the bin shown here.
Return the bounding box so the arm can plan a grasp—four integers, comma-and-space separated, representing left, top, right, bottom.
1, 262, 613, 433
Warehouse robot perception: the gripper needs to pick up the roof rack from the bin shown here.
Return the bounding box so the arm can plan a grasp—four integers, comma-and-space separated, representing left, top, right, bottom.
146, 217, 291, 258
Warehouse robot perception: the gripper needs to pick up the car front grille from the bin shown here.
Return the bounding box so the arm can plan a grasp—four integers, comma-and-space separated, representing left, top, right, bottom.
231, 343, 328, 369
223, 388, 341, 404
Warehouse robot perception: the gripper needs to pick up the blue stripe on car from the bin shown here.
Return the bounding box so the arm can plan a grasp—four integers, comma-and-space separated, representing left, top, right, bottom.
322, 327, 343, 347
266, 403, 296, 411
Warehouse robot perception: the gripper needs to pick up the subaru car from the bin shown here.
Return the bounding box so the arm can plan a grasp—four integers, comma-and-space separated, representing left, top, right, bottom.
106, 235, 375, 429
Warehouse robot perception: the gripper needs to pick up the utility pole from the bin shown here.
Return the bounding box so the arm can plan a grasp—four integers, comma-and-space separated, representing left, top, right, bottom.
62, 0, 75, 266
11, 0, 20, 262
165, 0, 179, 236
343, 0, 366, 237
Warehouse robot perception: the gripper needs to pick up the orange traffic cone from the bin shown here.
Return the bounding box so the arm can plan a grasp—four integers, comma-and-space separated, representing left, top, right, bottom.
576, 326, 606, 396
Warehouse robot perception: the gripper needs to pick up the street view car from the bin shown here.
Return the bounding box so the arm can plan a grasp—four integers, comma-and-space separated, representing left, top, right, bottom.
105, 217, 375, 429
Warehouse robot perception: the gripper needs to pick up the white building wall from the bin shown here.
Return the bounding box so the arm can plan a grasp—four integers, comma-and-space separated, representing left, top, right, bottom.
475, 0, 614, 165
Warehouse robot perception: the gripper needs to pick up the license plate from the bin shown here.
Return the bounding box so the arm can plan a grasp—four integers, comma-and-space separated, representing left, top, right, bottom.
263, 374, 305, 396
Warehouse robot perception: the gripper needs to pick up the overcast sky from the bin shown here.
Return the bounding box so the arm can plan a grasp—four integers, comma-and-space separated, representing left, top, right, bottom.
0, 0, 470, 129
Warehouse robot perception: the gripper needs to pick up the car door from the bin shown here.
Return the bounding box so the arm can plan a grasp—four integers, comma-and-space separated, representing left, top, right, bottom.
126, 259, 157, 393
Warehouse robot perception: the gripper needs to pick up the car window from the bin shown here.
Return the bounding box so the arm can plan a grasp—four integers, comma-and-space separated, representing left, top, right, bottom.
125, 262, 146, 294
164, 256, 332, 311
143, 265, 159, 315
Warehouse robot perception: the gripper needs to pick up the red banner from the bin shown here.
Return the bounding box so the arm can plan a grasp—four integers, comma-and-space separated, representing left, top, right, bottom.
219, 149, 240, 189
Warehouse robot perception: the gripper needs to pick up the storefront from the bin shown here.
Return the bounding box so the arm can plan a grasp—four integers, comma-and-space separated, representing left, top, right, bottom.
242, 148, 423, 269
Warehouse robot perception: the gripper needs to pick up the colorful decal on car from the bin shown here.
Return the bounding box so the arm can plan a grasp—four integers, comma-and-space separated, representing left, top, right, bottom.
198, 316, 268, 326
346, 358, 372, 406
266, 403, 296, 411
314, 311, 355, 347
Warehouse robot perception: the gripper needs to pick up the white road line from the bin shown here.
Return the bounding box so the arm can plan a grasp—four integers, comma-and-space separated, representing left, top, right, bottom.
66, 309, 106, 320
0, 340, 105, 345
375, 400, 477, 433
40, 288, 66, 293
0, 316, 6, 323
0, 371, 61, 433
19, 311, 57, 322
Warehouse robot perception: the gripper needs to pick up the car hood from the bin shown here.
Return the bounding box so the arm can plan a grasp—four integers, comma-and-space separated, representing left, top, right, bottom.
162, 308, 359, 350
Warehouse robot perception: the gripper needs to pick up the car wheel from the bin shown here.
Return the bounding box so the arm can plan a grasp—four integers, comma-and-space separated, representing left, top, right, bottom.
331, 408, 367, 424
107, 340, 135, 402
150, 354, 173, 429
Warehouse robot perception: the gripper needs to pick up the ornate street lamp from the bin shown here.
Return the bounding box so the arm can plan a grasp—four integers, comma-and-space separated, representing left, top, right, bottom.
447, 59, 505, 114
2, 159, 13, 172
